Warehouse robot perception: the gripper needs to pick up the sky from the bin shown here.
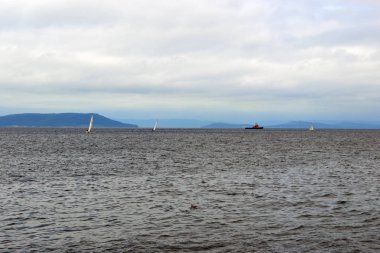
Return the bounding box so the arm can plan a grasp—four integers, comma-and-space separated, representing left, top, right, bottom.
1, 0, 380, 123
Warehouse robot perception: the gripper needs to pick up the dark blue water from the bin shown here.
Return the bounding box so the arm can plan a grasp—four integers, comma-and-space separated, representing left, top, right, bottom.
0, 128, 379, 252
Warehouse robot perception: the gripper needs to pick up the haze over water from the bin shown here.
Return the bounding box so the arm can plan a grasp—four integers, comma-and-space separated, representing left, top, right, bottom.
0, 128, 379, 252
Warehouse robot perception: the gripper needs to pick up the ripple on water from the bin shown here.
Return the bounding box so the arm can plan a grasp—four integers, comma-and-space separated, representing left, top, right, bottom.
0, 128, 379, 252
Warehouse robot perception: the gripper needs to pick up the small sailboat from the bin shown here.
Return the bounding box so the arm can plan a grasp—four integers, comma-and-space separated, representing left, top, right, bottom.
309, 124, 314, 131
86, 115, 93, 133
152, 119, 158, 131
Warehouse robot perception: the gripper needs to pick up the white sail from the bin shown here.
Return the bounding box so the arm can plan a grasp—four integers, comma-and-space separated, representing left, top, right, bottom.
309, 124, 314, 131
87, 115, 93, 133
152, 119, 158, 131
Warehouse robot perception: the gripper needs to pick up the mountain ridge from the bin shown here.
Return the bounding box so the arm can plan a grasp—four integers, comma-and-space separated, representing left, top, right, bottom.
202, 122, 249, 128
203, 120, 380, 129
0, 113, 138, 128
1, 114, 379, 129
268, 120, 380, 129
120, 118, 212, 128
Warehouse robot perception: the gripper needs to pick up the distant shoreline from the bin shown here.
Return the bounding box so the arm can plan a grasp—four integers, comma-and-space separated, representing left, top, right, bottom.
1, 127, 379, 130
1, 113, 379, 129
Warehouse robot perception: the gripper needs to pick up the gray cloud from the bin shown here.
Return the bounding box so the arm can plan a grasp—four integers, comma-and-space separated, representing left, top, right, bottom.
0, 0, 379, 121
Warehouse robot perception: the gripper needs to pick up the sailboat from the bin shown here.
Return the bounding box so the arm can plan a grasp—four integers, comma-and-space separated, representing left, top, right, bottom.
86, 115, 93, 133
309, 124, 314, 131
152, 119, 158, 131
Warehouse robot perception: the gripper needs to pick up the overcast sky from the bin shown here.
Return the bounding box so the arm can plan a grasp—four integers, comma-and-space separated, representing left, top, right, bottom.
1, 0, 379, 123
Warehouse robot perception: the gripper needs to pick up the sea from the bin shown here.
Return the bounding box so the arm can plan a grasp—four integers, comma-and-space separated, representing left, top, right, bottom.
0, 128, 379, 253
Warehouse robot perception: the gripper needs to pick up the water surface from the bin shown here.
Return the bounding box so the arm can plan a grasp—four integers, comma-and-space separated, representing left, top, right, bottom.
0, 128, 379, 252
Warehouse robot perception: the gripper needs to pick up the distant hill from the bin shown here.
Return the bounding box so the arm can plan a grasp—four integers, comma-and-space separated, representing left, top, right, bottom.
120, 118, 212, 128
199, 120, 380, 129
0, 113, 138, 128
331, 121, 380, 129
202, 122, 249, 128
268, 121, 331, 129
268, 121, 380, 129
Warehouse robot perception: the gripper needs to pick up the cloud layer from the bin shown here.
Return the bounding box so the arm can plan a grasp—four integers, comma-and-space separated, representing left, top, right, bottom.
1, 0, 379, 121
